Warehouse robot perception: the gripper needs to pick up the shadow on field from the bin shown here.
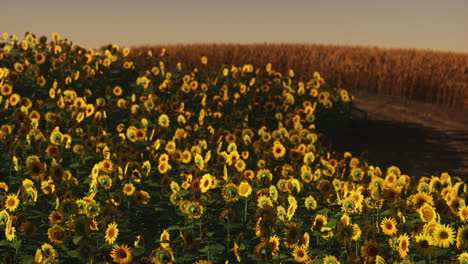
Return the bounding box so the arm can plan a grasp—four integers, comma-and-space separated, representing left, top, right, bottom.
326, 118, 468, 178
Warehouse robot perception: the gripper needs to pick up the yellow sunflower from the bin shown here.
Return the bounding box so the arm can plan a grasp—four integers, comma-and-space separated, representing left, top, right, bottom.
433, 223, 456, 248
292, 245, 309, 262
304, 195, 317, 210
271, 141, 286, 159
200, 174, 213, 193
48, 211, 64, 224
123, 183, 135, 196
105, 222, 119, 245
459, 206, 468, 222
323, 255, 340, 264
457, 225, 468, 250
1, 83, 13, 96
4, 194, 19, 212
414, 233, 435, 257
35, 52, 46, 64
5, 225, 16, 241
397, 233, 410, 259
186, 202, 204, 219
380, 217, 398, 236
160, 229, 170, 248
47, 225, 67, 244
238, 181, 252, 197
158, 114, 170, 128
110, 244, 133, 264
418, 203, 437, 223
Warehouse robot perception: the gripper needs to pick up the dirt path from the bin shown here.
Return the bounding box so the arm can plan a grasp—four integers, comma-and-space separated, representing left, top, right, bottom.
330, 91, 468, 179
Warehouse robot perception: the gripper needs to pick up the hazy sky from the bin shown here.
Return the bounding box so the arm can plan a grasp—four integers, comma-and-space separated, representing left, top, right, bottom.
3, 0, 468, 53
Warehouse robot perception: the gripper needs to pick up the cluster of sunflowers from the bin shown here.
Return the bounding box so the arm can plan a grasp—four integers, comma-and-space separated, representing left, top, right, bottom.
0, 32, 466, 264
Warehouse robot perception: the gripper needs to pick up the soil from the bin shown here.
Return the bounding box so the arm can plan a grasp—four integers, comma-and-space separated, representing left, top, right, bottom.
328, 90, 468, 179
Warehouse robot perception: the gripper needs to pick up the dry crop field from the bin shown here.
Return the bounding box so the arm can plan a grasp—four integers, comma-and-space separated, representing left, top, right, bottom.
0, 32, 466, 264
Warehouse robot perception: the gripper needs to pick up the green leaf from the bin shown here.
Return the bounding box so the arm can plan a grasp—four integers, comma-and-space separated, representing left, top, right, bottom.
72, 236, 82, 245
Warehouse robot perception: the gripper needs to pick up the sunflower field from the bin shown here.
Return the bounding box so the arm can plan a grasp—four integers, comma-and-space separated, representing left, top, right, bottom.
0, 32, 466, 264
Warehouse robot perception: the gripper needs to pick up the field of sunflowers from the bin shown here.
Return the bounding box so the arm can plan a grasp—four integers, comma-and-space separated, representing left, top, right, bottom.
0, 32, 466, 264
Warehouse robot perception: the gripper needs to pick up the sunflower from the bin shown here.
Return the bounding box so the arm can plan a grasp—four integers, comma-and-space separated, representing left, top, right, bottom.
238, 181, 252, 197
200, 174, 213, 193
271, 141, 286, 159
160, 229, 170, 248
182, 230, 199, 252
433, 223, 455, 248
27, 160, 46, 180
76, 240, 94, 262
380, 217, 398, 236
5, 225, 16, 241
418, 203, 437, 223
457, 225, 468, 249
36, 75, 46, 87
375, 255, 386, 264
221, 183, 238, 202
459, 206, 468, 221
1, 83, 12, 96
34, 52, 46, 64
110, 244, 133, 264
397, 234, 410, 259
4, 194, 19, 212
150, 247, 174, 264
361, 240, 380, 262
256, 169, 273, 184
323, 255, 340, 264
122, 183, 135, 196
9, 93, 21, 106
414, 233, 435, 257
105, 222, 119, 245
459, 252, 468, 264
186, 201, 204, 219
285, 223, 301, 248
312, 214, 328, 231
158, 114, 170, 128
292, 245, 309, 262
193, 261, 212, 264
48, 211, 63, 224
134, 190, 151, 205
253, 240, 276, 261
351, 223, 362, 241
47, 225, 67, 244
257, 195, 273, 208
286, 203, 297, 221
340, 213, 351, 226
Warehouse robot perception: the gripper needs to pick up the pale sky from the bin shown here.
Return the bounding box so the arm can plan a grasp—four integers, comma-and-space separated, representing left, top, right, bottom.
2, 0, 468, 53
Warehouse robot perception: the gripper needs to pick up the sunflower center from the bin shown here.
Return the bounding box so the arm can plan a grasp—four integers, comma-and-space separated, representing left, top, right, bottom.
118, 250, 127, 258
297, 249, 305, 257
7, 199, 16, 207
367, 245, 378, 256
440, 231, 449, 239
385, 222, 393, 229
401, 240, 407, 250
462, 230, 468, 240
420, 240, 429, 248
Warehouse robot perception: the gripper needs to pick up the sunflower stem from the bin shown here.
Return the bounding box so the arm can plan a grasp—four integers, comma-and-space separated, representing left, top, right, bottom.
243, 197, 248, 225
